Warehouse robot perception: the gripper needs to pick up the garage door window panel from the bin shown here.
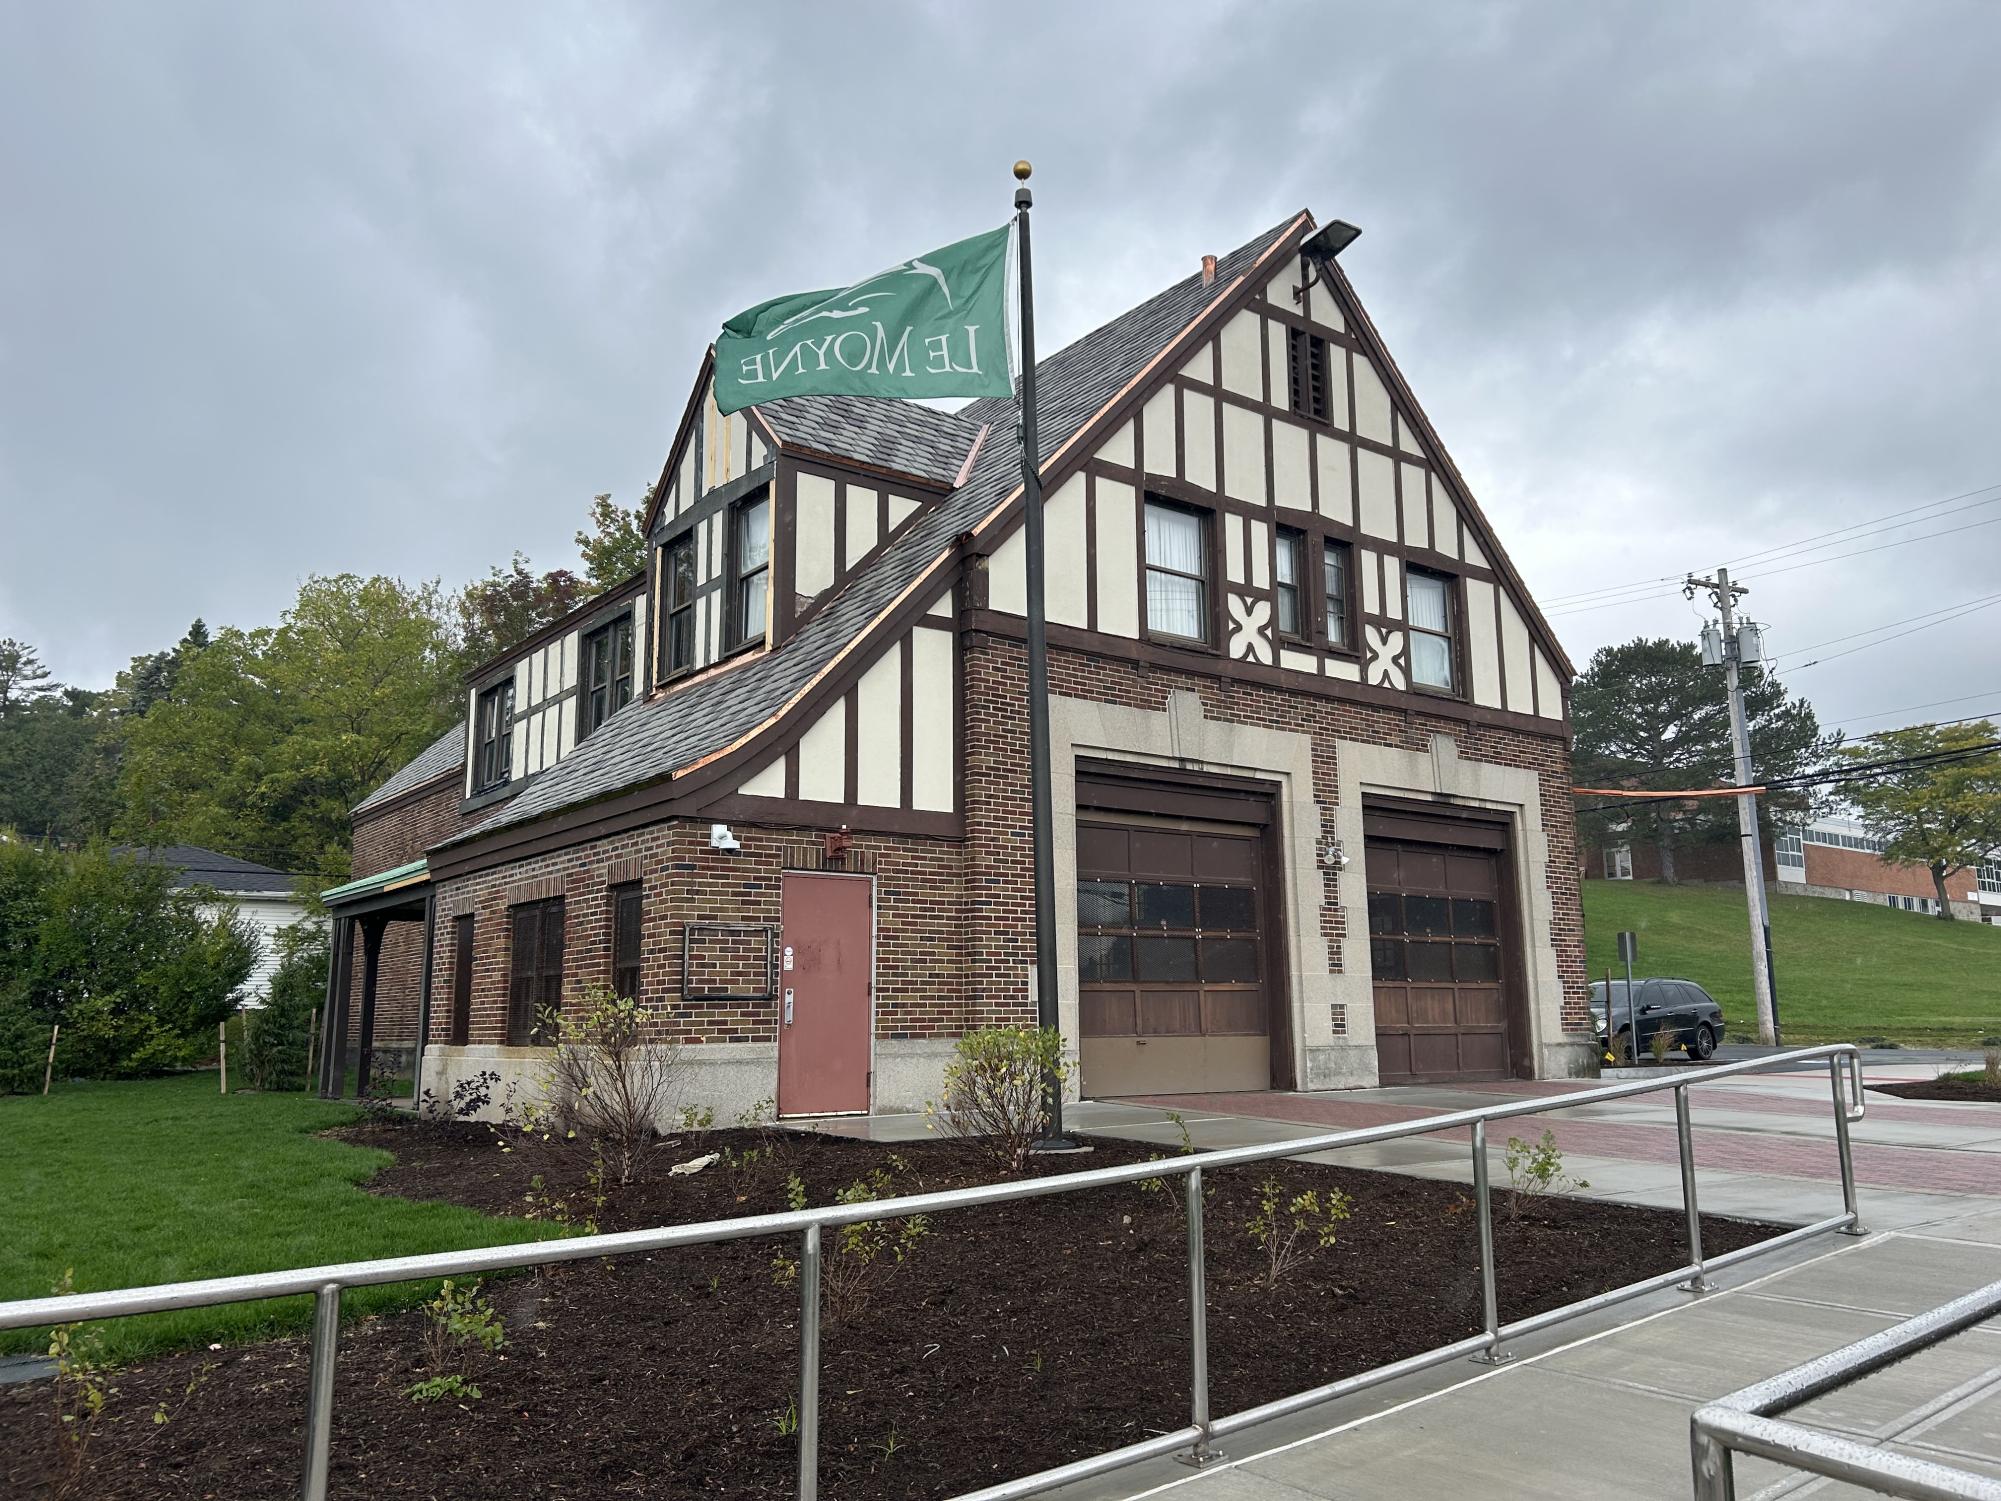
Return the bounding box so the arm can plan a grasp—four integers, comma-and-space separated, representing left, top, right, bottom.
1136, 936, 1198, 982
1199, 885, 1256, 931
1201, 937, 1259, 982
1137, 883, 1197, 928
1079, 933, 1133, 982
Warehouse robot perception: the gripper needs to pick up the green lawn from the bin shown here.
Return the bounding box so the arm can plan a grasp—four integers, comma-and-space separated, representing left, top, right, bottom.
1582, 880, 2001, 1048
0, 1074, 549, 1361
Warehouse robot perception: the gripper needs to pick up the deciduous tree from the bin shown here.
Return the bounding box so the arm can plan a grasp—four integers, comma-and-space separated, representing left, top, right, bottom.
115, 575, 459, 878
574, 489, 650, 591
1842, 722, 2001, 919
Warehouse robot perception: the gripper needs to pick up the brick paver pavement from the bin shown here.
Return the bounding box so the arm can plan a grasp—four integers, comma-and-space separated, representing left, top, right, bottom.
1133, 1089, 2001, 1196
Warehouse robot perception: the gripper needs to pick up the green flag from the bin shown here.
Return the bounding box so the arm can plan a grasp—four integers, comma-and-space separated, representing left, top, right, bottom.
713, 224, 1014, 414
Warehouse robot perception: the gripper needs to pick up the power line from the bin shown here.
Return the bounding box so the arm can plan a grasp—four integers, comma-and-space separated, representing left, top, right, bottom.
1826, 690, 2001, 729
1541, 480, 2001, 617
1770, 594, 2001, 662
1724, 484, 2001, 571
1786, 596, 2001, 673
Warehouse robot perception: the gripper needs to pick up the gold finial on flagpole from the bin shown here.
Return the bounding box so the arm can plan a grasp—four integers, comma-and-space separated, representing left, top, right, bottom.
1013, 160, 1033, 181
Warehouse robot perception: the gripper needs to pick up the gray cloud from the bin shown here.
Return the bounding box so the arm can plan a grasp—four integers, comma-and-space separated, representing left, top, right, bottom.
4, 0, 1998, 738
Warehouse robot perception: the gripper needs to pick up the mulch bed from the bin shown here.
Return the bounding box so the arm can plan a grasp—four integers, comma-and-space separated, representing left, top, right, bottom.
1871, 1077, 2001, 1103
2, 1118, 1781, 1500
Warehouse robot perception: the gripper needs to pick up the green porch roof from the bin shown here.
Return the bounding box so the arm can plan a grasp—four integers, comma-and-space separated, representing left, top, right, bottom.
320, 857, 428, 907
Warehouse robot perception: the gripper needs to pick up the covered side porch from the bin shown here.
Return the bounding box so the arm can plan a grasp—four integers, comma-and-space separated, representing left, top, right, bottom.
315, 857, 434, 1103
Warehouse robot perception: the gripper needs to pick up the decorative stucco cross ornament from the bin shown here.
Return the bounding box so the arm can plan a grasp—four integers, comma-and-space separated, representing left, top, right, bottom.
1227, 594, 1274, 665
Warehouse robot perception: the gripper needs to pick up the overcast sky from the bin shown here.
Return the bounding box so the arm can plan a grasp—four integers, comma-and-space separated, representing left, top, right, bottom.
4, 1, 1998, 743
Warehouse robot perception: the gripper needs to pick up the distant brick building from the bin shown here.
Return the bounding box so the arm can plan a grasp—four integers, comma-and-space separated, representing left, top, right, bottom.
1588, 816, 2001, 924
321, 211, 1594, 1118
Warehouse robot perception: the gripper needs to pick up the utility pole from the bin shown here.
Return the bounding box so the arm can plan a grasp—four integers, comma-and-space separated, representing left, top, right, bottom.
1688, 567, 1780, 1046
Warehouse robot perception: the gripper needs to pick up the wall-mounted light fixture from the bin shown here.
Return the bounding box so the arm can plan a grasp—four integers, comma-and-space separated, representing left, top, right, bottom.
709, 823, 741, 853
1323, 838, 1350, 871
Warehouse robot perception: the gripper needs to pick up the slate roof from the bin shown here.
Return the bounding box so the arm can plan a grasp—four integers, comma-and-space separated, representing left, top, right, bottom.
431, 214, 1307, 851
354, 722, 465, 815
755, 393, 987, 488
114, 844, 299, 895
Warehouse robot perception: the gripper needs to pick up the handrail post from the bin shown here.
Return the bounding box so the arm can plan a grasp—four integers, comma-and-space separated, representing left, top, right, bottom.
1676, 1086, 1716, 1294
798, 1225, 822, 1500
1176, 1165, 1222, 1468
1690, 1420, 1737, 1501
300, 1281, 341, 1501
1469, 1120, 1513, 1365
1829, 1057, 1868, 1236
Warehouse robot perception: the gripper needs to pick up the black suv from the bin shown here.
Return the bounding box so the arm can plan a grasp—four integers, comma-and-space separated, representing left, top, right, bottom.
1590, 977, 1724, 1061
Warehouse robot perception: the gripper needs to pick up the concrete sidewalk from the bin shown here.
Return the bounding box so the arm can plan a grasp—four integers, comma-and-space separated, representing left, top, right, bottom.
809, 1063, 2001, 1495
1031, 1067, 2001, 1500
1049, 1222, 2001, 1500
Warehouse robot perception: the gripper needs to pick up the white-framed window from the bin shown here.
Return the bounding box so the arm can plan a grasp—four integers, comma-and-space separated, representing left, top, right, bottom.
1604, 845, 1633, 881
1774, 829, 1804, 866
1406, 570, 1456, 692
1978, 863, 2001, 895
1143, 500, 1210, 643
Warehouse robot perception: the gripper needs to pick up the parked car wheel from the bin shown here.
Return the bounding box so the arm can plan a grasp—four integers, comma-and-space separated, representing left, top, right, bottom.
1688, 1024, 1716, 1061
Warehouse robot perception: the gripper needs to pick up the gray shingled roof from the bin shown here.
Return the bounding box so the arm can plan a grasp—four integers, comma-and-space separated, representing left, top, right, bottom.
436, 215, 1305, 849
355, 721, 465, 814
113, 844, 299, 895
756, 392, 987, 488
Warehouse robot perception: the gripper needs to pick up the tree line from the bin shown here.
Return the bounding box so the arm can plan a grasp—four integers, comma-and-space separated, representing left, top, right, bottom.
1572, 638, 2001, 918
0, 493, 646, 882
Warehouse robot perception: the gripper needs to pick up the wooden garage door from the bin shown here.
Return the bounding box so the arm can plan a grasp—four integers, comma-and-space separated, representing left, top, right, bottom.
1367, 838, 1511, 1083
1077, 816, 1271, 1096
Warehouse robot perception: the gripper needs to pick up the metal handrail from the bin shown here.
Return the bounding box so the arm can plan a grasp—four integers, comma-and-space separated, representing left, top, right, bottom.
1691, 1278, 2001, 1500
2, 1044, 1867, 1501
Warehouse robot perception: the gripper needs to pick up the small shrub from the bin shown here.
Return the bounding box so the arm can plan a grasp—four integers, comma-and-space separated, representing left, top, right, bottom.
543, 985, 684, 1187
46, 1269, 113, 1499
773, 1399, 799, 1437
768, 1168, 929, 1321
1501, 1129, 1587, 1222
927, 1026, 1069, 1174
423, 1068, 500, 1122
522, 1151, 608, 1237
1649, 1028, 1674, 1064
405, 1279, 505, 1403
1245, 1176, 1350, 1290
677, 1104, 716, 1131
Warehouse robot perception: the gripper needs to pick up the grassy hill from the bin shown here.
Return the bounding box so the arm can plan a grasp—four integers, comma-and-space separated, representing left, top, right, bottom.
1580, 880, 2001, 1047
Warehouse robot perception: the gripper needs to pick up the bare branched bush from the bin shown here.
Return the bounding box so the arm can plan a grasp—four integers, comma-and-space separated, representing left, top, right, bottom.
926, 1026, 1069, 1174
541, 984, 682, 1187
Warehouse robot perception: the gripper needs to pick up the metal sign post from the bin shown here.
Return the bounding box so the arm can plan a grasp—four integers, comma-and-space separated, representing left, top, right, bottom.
1617, 930, 1639, 1064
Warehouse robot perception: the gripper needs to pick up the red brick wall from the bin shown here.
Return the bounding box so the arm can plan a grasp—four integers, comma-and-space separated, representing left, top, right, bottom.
430, 823, 969, 1048
1802, 843, 1977, 903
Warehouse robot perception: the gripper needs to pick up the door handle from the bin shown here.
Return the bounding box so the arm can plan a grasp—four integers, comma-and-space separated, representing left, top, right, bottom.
784, 988, 795, 1026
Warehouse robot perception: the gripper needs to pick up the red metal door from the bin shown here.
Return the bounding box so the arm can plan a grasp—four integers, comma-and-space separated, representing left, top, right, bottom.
777, 873, 874, 1116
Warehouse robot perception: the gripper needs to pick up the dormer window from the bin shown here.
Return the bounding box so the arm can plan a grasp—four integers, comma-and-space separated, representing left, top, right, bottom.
730, 491, 771, 648
580, 613, 634, 738
474, 679, 514, 791
662, 534, 697, 678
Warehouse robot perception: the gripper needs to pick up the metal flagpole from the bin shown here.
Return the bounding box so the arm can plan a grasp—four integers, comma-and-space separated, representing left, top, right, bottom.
1013, 160, 1076, 1149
